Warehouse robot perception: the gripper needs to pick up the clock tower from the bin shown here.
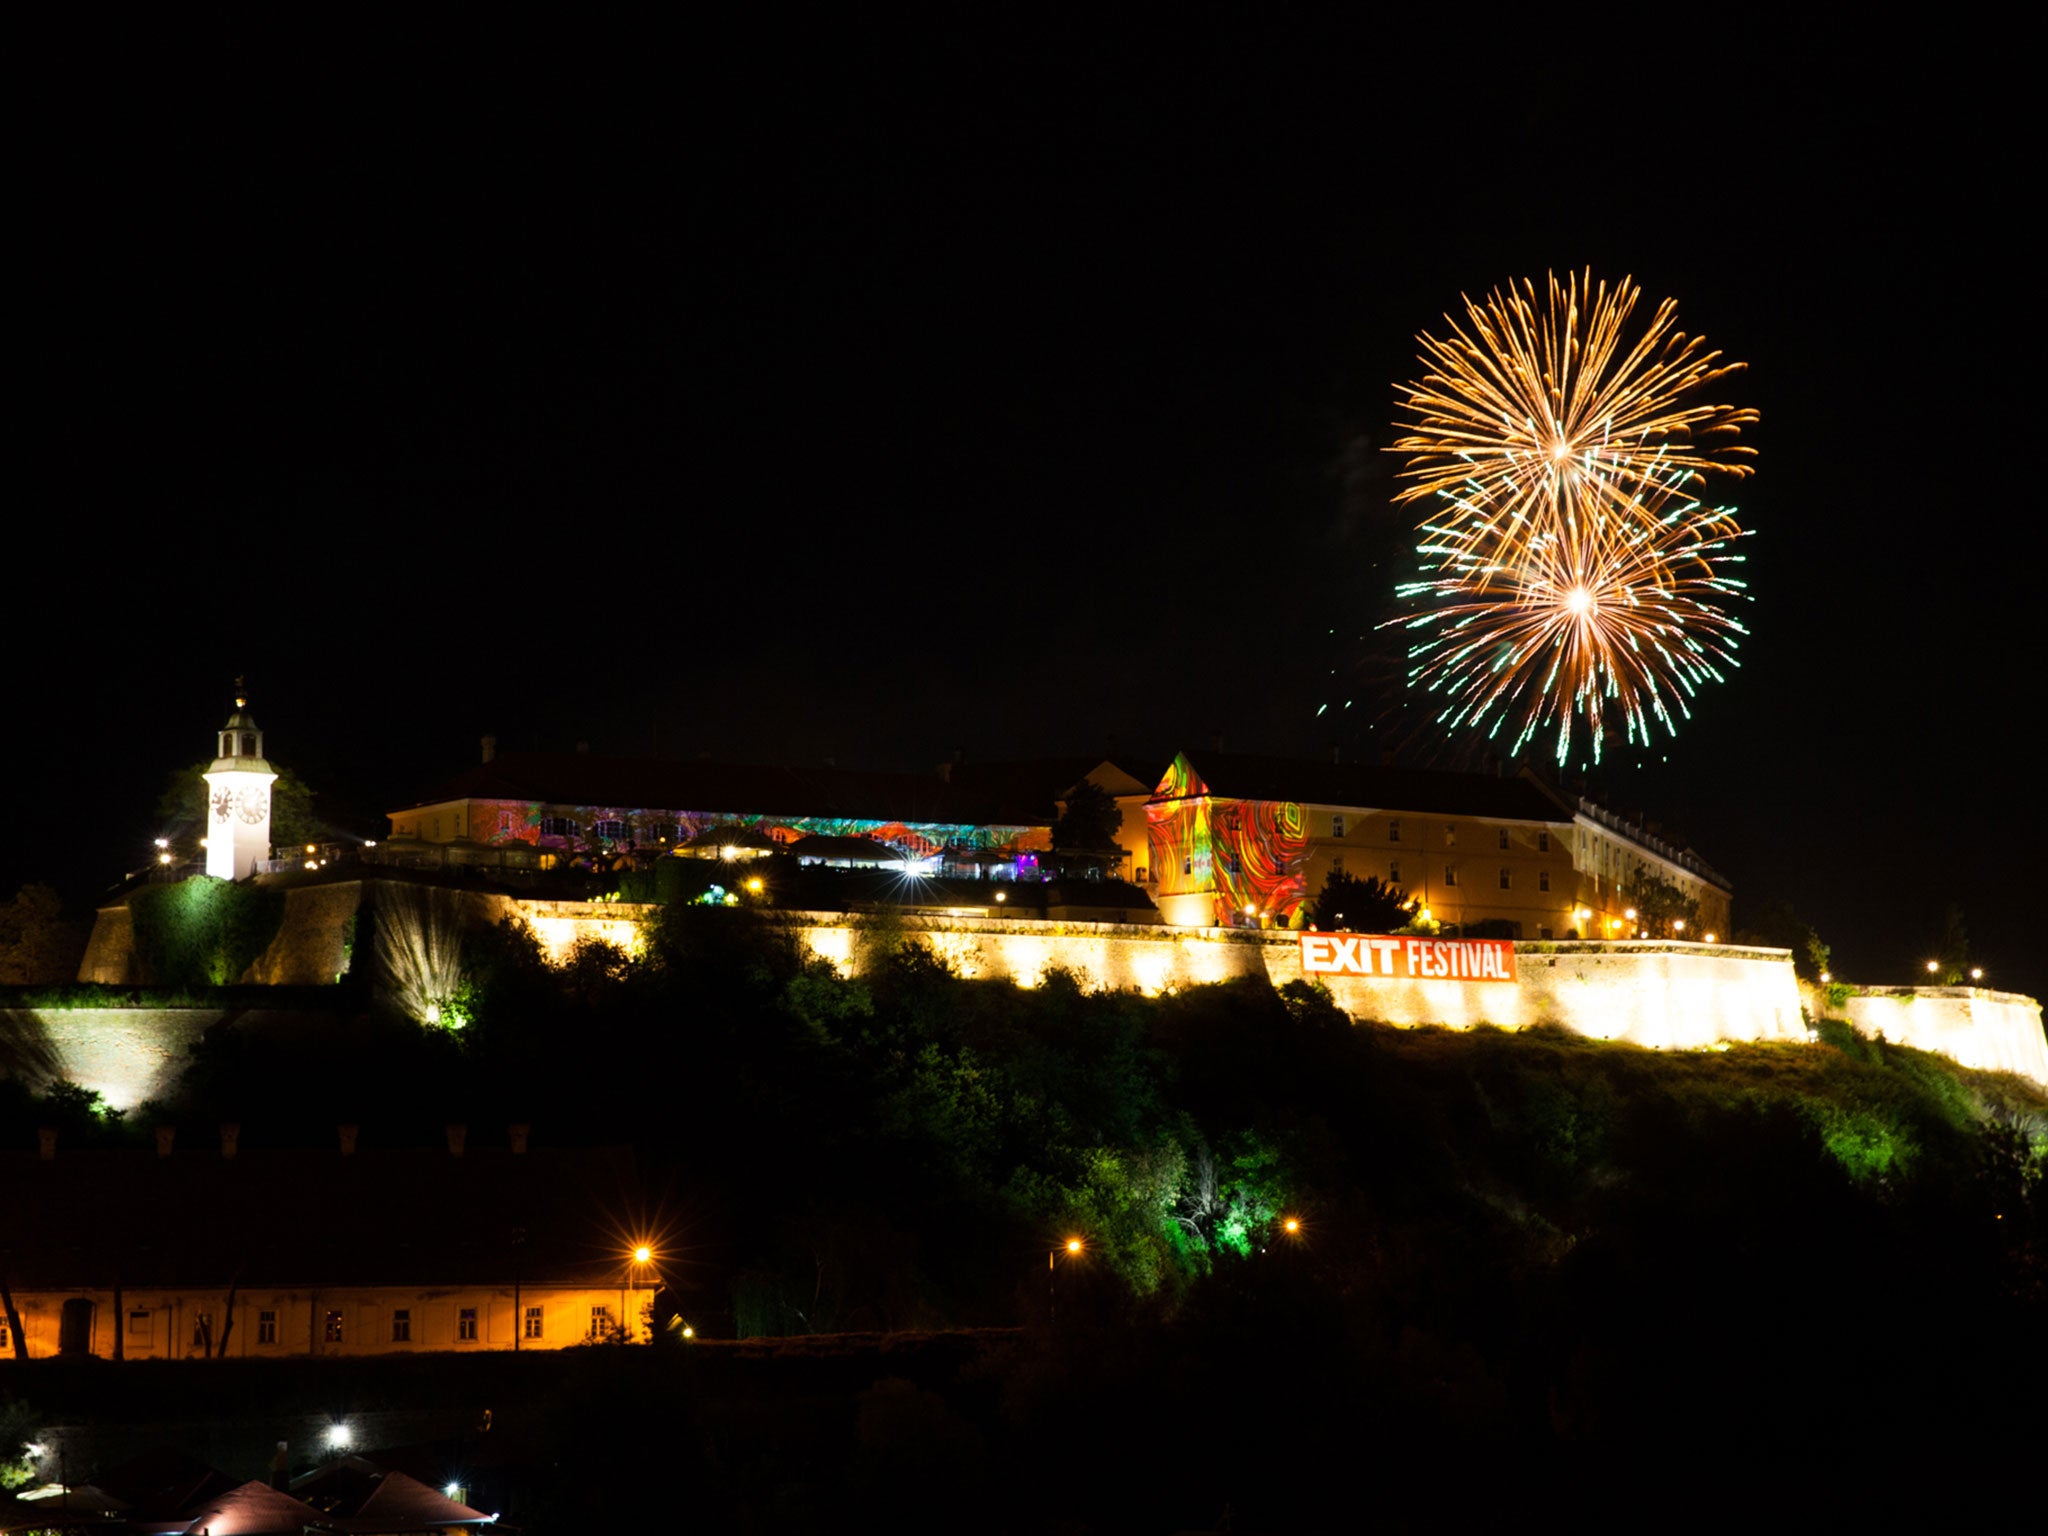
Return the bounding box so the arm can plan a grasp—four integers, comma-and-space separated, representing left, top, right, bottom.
202, 681, 279, 881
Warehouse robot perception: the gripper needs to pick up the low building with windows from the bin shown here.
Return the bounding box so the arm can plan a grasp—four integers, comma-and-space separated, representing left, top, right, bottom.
0, 1138, 659, 1361
1144, 750, 1731, 939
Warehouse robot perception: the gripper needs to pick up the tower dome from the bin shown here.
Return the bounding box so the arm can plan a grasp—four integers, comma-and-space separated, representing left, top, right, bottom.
202, 680, 280, 880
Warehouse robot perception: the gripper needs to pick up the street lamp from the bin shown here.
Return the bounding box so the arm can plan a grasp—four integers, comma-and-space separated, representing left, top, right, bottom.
1049, 1237, 1083, 1323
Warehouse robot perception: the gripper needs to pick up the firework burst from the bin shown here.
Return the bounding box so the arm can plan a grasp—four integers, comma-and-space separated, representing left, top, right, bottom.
1389, 273, 1757, 764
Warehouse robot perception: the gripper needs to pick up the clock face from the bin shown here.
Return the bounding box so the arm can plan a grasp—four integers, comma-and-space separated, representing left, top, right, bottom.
238, 785, 269, 824
212, 788, 237, 822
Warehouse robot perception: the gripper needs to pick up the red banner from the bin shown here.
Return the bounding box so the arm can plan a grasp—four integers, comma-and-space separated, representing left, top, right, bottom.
1299, 932, 1518, 983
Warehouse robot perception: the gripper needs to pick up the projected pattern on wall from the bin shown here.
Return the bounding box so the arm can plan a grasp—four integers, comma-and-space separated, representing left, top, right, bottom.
469, 802, 1048, 859
1147, 758, 1310, 923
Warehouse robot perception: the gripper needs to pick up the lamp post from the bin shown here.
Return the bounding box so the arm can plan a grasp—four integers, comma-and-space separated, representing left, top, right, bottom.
1048, 1237, 1082, 1324
624, 1244, 654, 1343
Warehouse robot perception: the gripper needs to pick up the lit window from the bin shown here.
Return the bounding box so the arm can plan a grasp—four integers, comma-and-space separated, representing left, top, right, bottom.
1388, 819, 1401, 843
458, 1308, 478, 1342
258, 1310, 277, 1345
1499, 829, 1510, 851
1539, 871, 1551, 892
324, 1310, 344, 1344
1499, 868, 1511, 890
1332, 814, 1345, 837
1445, 825, 1457, 847
524, 1306, 544, 1340
589, 1305, 612, 1340
391, 1310, 411, 1343
500, 810, 513, 831
1445, 865, 1458, 887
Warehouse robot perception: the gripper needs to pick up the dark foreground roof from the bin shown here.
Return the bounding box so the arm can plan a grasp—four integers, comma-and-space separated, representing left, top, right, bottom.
0, 1146, 642, 1291
1166, 751, 1576, 824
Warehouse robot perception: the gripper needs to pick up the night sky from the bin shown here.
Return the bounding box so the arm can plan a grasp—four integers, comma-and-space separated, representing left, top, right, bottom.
14, 21, 2037, 995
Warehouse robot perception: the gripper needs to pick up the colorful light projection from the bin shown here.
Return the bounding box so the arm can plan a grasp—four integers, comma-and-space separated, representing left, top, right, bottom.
1146, 756, 1310, 925
470, 800, 1048, 861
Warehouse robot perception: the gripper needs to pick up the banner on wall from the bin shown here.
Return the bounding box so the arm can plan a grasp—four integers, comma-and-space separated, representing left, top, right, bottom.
1299, 932, 1518, 983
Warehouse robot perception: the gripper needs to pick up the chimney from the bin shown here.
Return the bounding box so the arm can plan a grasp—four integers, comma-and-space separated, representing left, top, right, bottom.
338, 1123, 359, 1156
508, 1123, 530, 1155
220, 1123, 240, 1159
482, 734, 498, 764
155, 1125, 176, 1158
36, 1126, 56, 1160
446, 1123, 468, 1157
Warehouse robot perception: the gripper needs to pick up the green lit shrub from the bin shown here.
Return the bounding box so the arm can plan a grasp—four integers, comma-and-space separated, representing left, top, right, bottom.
128, 877, 286, 987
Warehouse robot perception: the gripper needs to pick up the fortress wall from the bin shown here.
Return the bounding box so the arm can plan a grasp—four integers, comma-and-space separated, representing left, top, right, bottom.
1844, 987, 2048, 1084
78, 904, 139, 986
246, 881, 367, 985
3, 1009, 225, 1111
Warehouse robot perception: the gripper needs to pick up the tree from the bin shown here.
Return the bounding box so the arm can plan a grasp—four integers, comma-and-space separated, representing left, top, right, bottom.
1930, 904, 1970, 986
1051, 779, 1123, 853
1049, 779, 1125, 878
1732, 897, 1831, 982
0, 884, 87, 984
1305, 860, 1416, 931
1621, 872, 1701, 940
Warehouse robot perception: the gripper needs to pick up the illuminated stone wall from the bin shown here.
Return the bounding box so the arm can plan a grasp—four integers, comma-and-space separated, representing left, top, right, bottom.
784, 917, 1808, 1050
1841, 986, 2048, 1084
1, 1007, 224, 1111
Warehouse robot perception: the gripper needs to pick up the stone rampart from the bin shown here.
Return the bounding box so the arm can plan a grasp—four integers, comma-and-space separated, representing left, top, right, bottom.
59, 886, 2048, 1090
1841, 986, 2048, 1084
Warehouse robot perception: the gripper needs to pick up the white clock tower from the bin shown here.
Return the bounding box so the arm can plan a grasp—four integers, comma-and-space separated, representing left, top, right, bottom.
202, 681, 279, 881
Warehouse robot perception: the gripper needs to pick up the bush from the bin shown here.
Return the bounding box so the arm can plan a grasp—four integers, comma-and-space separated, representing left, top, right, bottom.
129, 878, 286, 987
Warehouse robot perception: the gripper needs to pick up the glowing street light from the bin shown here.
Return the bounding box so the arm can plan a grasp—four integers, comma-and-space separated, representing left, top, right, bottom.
1970, 967, 1984, 982
1049, 1236, 1084, 1323
994, 890, 1007, 904
327, 1422, 351, 1449
1926, 959, 1940, 974
1819, 970, 1832, 983
1282, 1216, 1301, 1235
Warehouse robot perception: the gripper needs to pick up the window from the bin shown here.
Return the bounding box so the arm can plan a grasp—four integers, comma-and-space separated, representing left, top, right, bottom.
539, 816, 576, 839
499, 810, 513, 832
1539, 870, 1551, 892
1332, 814, 1346, 837
127, 1310, 151, 1342
1389, 860, 1400, 885
643, 821, 680, 844
593, 818, 627, 842
192, 1312, 213, 1351
1225, 852, 1241, 877
1445, 865, 1458, 887
1539, 926, 1553, 940
1499, 867, 1512, 890
1538, 831, 1550, 853
524, 1305, 544, 1340
589, 1305, 613, 1340
1183, 856, 1192, 876
391, 1309, 411, 1343
458, 1308, 478, 1342
1499, 829, 1511, 851
324, 1310, 344, 1344
258, 1310, 277, 1345
0, 1319, 9, 1351
1388, 819, 1401, 843
1445, 824, 1457, 847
